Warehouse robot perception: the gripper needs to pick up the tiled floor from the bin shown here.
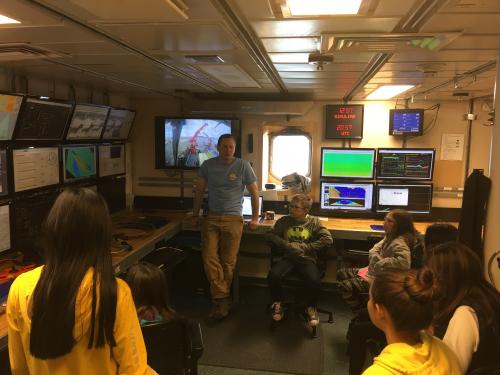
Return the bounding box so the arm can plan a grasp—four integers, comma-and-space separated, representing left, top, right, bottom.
177, 281, 354, 375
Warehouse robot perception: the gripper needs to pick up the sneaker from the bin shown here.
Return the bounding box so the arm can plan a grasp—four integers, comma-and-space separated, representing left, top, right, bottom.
307, 306, 319, 327
271, 302, 284, 321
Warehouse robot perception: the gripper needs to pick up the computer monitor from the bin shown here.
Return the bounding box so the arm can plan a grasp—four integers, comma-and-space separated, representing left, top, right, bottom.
98, 144, 125, 177
376, 184, 433, 214
13, 147, 60, 192
242, 196, 263, 218
66, 104, 110, 140
377, 148, 435, 180
0, 148, 8, 197
101, 108, 135, 140
320, 148, 375, 179
11, 189, 59, 253
320, 181, 374, 211
155, 117, 241, 169
0, 93, 23, 140
62, 145, 97, 183
14, 98, 73, 140
389, 109, 424, 136
0, 203, 11, 253
97, 176, 126, 213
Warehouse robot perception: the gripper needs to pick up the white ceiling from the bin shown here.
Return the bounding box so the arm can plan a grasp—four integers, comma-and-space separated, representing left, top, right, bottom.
0, 0, 498, 101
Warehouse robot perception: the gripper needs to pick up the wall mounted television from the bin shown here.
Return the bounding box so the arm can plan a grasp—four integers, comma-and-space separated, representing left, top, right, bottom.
14, 98, 73, 140
66, 104, 110, 140
155, 117, 241, 169
0, 93, 23, 140
101, 108, 135, 140
62, 144, 97, 183
320, 181, 374, 212
377, 148, 435, 180
375, 183, 433, 214
13, 147, 60, 192
389, 109, 424, 136
320, 148, 375, 179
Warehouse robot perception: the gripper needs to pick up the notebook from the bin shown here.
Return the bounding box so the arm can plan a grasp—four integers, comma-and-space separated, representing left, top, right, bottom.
242, 196, 263, 220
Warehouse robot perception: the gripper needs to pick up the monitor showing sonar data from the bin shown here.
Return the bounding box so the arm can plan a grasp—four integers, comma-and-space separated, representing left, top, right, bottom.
63, 144, 97, 182
377, 148, 435, 180
320, 181, 374, 211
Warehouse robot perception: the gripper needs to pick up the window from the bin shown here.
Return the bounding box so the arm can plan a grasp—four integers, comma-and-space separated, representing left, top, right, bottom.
269, 132, 311, 180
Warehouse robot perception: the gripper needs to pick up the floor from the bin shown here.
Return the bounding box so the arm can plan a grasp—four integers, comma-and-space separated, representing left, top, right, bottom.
175, 279, 354, 375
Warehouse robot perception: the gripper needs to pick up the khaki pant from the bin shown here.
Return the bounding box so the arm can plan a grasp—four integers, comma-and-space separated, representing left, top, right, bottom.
201, 213, 244, 299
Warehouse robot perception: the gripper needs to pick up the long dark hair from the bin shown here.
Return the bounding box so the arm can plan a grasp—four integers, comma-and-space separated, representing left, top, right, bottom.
126, 261, 178, 322
371, 268, 436, 332
425, 242, 500, 328
385, 209, 416, 249
30, 188, 117, 359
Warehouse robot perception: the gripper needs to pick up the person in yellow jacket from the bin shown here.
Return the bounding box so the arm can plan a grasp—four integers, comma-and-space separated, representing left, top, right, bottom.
7, 188, 155, 375
363, 269, 462, 375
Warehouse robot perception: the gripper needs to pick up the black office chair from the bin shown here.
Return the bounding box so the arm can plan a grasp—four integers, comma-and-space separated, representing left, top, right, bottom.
468, 364, 500, 375
268, 245, 334, 338
141, 318, 204, 375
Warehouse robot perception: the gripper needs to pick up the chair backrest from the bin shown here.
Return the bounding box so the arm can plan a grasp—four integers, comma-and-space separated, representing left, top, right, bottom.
141, 318, 203, 375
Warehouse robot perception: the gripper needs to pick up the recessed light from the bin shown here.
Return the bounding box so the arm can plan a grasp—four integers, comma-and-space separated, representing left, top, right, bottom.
366, 85, 414, 99
0, 14, 20, 24
287, 0, 362, 16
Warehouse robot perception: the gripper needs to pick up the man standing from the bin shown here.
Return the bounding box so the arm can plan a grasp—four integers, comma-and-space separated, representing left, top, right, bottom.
192, 134, 259, 320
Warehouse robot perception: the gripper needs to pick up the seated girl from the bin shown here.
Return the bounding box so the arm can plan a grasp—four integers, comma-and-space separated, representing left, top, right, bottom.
336, 209, 415, 308
426, 242, 500, 374
363, 268, 461, 374
126, 262, 179, 325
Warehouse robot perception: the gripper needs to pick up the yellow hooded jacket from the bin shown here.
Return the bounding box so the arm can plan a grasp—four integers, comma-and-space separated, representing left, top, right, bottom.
7, 266, 154, 375
363, 332, 463, 375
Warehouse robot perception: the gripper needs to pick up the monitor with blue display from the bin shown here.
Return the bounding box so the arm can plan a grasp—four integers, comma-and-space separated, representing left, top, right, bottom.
320, 181, 374, 211
320, 148, 375, 179
389, 109, 424, 136
63, 144, 97, 182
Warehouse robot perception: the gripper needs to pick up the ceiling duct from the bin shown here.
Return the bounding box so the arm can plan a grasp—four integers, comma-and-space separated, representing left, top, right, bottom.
0, 43, 68, 62
187, 100, 313, 116
320, 32, 462, 53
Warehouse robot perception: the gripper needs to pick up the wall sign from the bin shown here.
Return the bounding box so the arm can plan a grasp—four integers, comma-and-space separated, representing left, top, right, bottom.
325, 104, 364, 139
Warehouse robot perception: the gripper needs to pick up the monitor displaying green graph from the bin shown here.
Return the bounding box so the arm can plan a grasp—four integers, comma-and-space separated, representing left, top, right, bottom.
321, 148, 375, 179
63, 145, 96, 182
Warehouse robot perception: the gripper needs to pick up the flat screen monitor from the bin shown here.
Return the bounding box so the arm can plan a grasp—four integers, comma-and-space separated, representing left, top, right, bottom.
377, 148, 435, 180
0, 203, 11, 253
0, 93, 23, 140
389, 109, 424, 136
63, 145, 97, 183
321, 148, 375, 179
320, 181, 374, 211
376, 184, 433, 214
11, 189, 59, 252
98, 144, 125, 177
97, 176, 126, 213
155, 117, 241, 169
101, 108, 135, 140
242, 196, 263, 218
0, 149, 8, 197
66, 104, 109, 140
13, 147, 60, 192
14, 98, 73, 140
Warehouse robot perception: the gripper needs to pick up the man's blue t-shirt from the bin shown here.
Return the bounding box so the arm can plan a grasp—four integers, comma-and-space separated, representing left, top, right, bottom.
199, 157, 257, 216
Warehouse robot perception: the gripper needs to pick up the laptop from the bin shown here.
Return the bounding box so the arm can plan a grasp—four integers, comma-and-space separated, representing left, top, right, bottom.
242, 196, 263, 221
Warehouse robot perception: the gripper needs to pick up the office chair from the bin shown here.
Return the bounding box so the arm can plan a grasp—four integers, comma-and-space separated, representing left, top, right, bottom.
268, 245, 334, 339
467, 364, 500, 375
141, 318, 204, 375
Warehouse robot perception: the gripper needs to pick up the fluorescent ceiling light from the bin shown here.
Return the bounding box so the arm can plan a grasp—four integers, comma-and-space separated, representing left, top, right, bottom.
287, 0, 362, 16
367, 85, 414, 99
269, 53, 310, 63
0, 14, 20, 24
